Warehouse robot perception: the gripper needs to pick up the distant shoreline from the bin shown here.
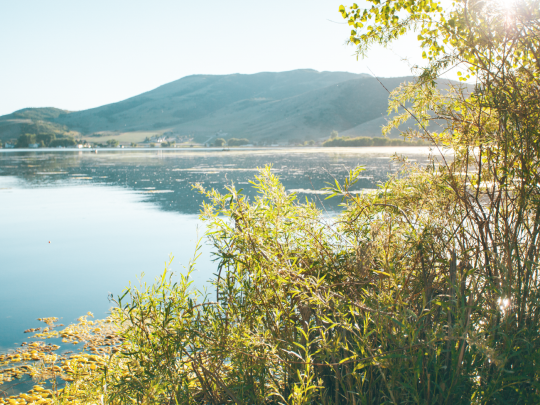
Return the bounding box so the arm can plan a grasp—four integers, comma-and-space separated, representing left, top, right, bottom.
0, 145, 438, 153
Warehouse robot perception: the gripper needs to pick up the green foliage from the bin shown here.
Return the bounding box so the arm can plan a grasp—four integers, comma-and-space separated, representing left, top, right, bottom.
227, 138, 250, 146
214, 138, 226, 147
49, 137, 76, 147
16, 133, 36, 147
106, 139, 119, 147
16, 132, 71, 147
330, 130, 339, 139
19, 120, 70, 137
339, 0, 540, 80
323, 135, 430, 147
36, 133, 56, 146
42, 159, 540, 403
8, 107, 69, 121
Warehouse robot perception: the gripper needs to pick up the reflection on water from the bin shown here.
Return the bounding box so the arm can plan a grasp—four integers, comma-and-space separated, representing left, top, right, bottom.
0, 148, 432, 355
0, 148, 433, 213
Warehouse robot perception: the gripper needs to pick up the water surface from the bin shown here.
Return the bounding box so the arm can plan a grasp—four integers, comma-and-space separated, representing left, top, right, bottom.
0, 147, 433, 353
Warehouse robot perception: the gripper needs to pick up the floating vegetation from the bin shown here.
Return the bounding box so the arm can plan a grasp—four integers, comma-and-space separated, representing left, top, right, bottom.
0, 314, 122, 405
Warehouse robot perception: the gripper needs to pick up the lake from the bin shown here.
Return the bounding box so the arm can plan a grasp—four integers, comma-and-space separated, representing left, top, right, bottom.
0, 147, 433, 355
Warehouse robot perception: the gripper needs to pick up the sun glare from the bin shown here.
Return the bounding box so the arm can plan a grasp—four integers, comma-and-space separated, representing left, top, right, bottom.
495, 0, 518, 11
497, 297, 512, 314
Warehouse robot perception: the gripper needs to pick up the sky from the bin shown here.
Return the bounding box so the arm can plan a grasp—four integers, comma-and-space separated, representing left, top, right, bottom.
0, 0, 427, 116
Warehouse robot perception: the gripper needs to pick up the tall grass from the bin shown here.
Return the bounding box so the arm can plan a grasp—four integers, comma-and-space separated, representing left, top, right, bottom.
43, 153, 538, 404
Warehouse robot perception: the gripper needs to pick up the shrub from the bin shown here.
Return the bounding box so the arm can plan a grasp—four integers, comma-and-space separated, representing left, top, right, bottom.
214, 138, 226, 147
16, 133, 36, 147
36, 133, 56, 146
227, 138, 249, 146
49, 137, 76, 147
40, 159, 540, 404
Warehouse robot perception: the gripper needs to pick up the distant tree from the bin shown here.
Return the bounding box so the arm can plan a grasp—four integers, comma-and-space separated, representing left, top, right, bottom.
227, 138, 249, 147
36, 133, 56, 147
214, 138, 226, 147
130, 142, 137, 147
322, 136, 430, 147
49, 137, 76, 147
16, 134, 36, 148
144, 137, 150, 143
330, 130, 339, 139
106, 139, 119, 147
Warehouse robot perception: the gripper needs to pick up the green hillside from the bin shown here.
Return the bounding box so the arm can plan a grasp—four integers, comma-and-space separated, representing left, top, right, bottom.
3, 107, 70, 121
0, 70, 459, 145
0, 107, 75, 143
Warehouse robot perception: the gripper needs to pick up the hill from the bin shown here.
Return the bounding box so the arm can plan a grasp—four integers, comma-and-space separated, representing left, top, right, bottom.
0, 107, 75, 143
2, 107, 70, 121
0, 70, 458, 144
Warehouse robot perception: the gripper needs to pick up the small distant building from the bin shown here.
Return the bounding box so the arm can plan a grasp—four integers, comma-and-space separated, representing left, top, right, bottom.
5, 143, 15, 148
28, 143, 40, 148
77, 144, 84, 149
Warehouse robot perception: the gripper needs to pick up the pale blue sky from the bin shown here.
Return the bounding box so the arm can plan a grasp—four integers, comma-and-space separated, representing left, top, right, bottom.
0, 0, 425, 116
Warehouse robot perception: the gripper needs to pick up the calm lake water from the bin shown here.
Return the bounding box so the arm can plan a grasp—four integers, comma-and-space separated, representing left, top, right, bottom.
0, 147, 434, 355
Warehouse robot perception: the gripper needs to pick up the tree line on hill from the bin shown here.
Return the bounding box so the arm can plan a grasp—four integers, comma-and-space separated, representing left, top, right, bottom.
14, 133, 76, 148
213, 137, 250, 147
322, 135, 432, 147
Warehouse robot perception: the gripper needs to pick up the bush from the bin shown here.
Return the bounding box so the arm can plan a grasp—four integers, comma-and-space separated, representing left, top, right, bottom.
214, 138, 226, 147
106, 139, 119, 147
16, 133, 36, 147
36, 133, 56, 146
40, 159, 540, 404
227, 138, 249, 146
49, 137, 76, 147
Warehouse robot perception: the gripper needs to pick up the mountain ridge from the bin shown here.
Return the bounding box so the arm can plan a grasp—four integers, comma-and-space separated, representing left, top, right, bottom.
0, 70, 455, 144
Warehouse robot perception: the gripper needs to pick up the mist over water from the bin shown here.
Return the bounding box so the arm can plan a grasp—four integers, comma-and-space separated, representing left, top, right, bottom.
0, 148, 433, 353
